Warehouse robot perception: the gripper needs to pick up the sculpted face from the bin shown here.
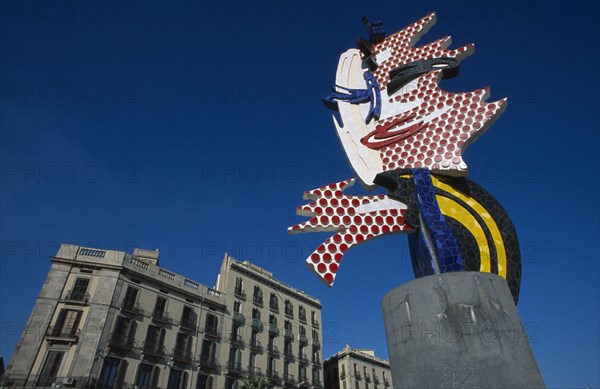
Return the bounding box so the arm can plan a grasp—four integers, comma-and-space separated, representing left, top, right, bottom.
329, 13, 506, 188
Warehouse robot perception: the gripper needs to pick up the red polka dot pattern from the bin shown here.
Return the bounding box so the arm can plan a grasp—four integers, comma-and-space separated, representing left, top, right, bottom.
288, 179, 414, 286
361, 12, 507, 175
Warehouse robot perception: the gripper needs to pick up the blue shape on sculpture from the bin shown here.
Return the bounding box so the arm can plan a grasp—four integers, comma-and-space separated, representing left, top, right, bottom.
411, 169, 464, 273
368, 20, 385, 43
323, 72, 381, 124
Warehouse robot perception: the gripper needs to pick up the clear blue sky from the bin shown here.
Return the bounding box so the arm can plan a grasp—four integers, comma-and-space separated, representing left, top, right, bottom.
1, 1, 598, 387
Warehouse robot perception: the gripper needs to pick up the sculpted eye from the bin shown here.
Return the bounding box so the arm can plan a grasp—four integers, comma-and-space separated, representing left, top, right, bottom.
387, 57, 459, 95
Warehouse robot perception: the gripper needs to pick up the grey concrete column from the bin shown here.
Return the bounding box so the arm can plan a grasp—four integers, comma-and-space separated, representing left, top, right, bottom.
381, 272, 545, 388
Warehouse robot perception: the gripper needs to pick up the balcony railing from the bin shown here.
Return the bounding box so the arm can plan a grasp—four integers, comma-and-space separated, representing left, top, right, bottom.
198, 355, 220, 370
233, 312, 245, 325
354, 372, 362, 380
227, 361, 246, 376
121, 300, 144, 315
269, 303, 279, 313
269, 325, 280, 337
311, 319, 319, 328
108, 332, 136, 349
45, 327, 80, 342
299, 315, 307, 323
172, 347, 193, 363
312, 357, 321, 366
299, 334, 308, 345
204, 325, 220, 338
374, 376, 380, 384
230, 334, 245, 347
283, 373, 295, 383
365, 373, 371, 382
248, 366, 262, 376
249, 339, 263, 352
63, 290, 90, 304
298, 353, 308, 364
253, 297, 263, 307
312, 338, 321, 348
142, 341, 167, 357
312, 378, 323, 388
180, 316, 197, 331
284, 329, 294, 340
267, 344, 279, 357
234, 288, 247, 300
283, 350, 295, 361
284, 309, 294, 318
251, 318, 263, 332
267, 370, 281, 381
384, 378, 390, 386
152, 309, 173, 325
340, 371, 346, 380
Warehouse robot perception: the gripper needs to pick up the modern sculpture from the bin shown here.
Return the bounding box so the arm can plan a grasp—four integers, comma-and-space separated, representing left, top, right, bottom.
289, 13, 545, 387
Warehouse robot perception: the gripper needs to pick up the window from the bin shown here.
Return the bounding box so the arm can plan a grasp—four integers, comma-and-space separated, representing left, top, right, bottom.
201, 339, 216, 361
70, 277, 90, 301
284, 339, 292, 355
181, 305, 196, 328
205, 314, 219, 334
284, 320, 292, 331
175, 332, 192, 356
136, 363, 160, 389
234, 277, 245, 296
234, 301, 242, 313
167, 368, 187, 389
99, 357, 128, 389
299, 326, 306, 336
123, 286, 139, 310
145, 325, 166, 353
154, 296, 168, 320
252, 308, 261, 320
312, 329, 319, 341
50, 309, 81, 338
269, 293, 278, 311
298, 305, 306, 321
269, 314, 277, 325
196, 374, 213, 389
284, 300, 293, 317
112, 316, 137, 346
311, 310, 318, 326
37, 351, 64, 386
298, 364, 307, 382
253, 286, 263, 304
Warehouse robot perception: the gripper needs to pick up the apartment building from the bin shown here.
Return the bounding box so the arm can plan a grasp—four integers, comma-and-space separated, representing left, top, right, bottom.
214, 255, 323, 389
323, 346, 392, 389
2, 245, 322, 389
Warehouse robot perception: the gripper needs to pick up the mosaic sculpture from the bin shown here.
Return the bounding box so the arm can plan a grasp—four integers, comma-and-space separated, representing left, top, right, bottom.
288, 13, 521, 302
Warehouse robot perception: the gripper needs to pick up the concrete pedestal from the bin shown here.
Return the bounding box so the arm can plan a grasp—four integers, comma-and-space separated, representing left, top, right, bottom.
381, 272, 545, 388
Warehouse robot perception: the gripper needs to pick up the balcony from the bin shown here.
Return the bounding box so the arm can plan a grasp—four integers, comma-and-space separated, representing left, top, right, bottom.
108, 332, 136, 350
152, 309, 173, 325
45, 327, 80, 343
253, 297, 263, 307
142, 341, 167, 357
121, 300, 143, 315
198, 355, 220, 371
62, 289, 90, 305
312, 338, 321, 348
340, 371, 346, 380
374, 376, 380, 385
312, 378, 323, 388
298, 353, 308, 365
268, 325, 279, 337
234, 288, 247, 300
312, 357, 321, 367
233, 312, 245, 325
248, 366, 262, 376
269, 303, 279, 313
299, 314, 307, 324
299, 334, 308, 346
267, 344, 279, 357
204, 325, 220, 338
227, 361, 246, 376
267, 370, 281, 382
365, 373, 371, 382
180, 316, 197, 331
283, 350, 295, 361
354, 372, 362, 380
230, 334, 245, 347
172, 347, 193, 364
384, 378, 390, 386
284, 309, 294, 319
284, 329, 294, 340
249, 339, 263, 353
311, 319, 319, 328
251, 318, 263, 332
283, 373, 295, 384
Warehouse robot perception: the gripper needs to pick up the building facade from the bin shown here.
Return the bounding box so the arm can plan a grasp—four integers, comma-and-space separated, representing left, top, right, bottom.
215, 255, 323, 389
323, 346, 391, 389
2, 245, 322, 389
